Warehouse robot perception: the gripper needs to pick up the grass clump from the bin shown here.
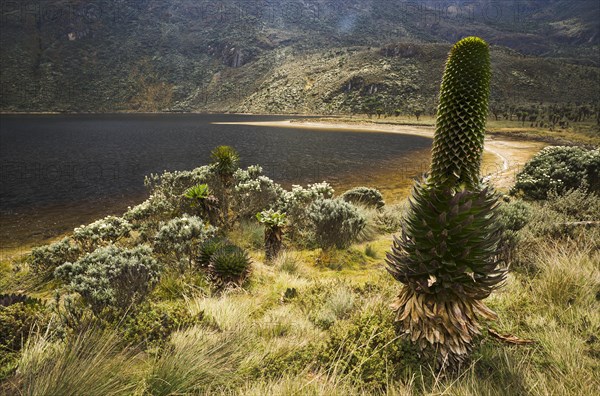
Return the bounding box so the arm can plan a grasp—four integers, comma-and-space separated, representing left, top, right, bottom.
316, 300, 419, 390
8, 328, 140, 396
146, 327, 246, 396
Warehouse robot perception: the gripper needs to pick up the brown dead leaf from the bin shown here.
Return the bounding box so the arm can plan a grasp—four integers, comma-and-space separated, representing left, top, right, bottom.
488, 328, 535, 345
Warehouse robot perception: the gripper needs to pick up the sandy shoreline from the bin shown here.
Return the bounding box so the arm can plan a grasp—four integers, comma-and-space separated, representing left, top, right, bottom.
213, 120, 547, 191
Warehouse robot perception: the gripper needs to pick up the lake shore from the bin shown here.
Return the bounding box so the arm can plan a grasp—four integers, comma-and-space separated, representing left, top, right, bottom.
213, 119, 547, 191
1, 117, 545, 260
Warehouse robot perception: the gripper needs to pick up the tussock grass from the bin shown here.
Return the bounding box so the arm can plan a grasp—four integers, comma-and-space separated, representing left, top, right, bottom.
7, 328, 141, 396
146, 326, 248, 396
229, 220, 264, 250
272, 250, 304, 275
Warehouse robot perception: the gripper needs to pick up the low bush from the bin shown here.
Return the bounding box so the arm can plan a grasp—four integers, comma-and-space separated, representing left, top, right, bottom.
29, 237, 81, 275
55, 245, 162, 315
545, 188, 600, 221
511, 146, 600, 200
278, 182, 334, 242
497, 199, 533, 263
308, 199, 366, 249
0, 301, 47, 355
316, 302, 419, 389
153, 215, 217, 268
122, 303, 199, 350
72, 216, 132, 252
341, 187, 385, 209
232, 165, 284, 219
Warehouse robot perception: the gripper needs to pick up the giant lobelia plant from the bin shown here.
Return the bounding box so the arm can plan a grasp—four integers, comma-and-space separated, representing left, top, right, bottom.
386, 37, 506, 368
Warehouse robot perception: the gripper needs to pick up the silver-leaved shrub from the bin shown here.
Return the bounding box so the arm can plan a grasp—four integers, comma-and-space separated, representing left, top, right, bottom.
232, 165, 284, 219
54, 244, 161, 314
153, 215, 217, 267
511, 146, 599, 200
278, 182, 335, 241
29, 237, 82, 275
72, 216, 132, 252
308, 198, 366, 249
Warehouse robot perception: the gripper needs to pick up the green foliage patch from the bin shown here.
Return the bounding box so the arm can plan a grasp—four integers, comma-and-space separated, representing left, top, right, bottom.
512, 146, 600, 200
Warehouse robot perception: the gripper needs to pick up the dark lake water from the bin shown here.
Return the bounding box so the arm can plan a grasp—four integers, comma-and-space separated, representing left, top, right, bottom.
0, 113, 432, 248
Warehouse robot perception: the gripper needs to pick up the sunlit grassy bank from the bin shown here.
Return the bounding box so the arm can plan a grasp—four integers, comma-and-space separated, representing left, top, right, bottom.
1, 142, 599, 395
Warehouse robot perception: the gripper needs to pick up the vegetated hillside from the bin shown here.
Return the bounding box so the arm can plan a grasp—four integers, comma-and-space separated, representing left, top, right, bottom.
1, 0, 599, 113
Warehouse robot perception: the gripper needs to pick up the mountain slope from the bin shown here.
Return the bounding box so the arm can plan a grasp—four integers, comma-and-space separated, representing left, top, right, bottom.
0, 0, 598, 113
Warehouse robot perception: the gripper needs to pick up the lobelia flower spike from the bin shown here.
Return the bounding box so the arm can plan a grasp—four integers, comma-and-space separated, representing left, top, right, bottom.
386, 36, 506, 369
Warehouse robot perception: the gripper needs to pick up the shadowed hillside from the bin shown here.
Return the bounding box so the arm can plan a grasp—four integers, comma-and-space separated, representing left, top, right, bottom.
1, 0, 598, 113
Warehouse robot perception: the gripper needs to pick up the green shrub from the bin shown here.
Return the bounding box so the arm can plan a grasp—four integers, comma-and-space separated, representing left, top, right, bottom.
0, 298, 48, 381
122, 303, 199, 349
341, 187, 385, 209
497, 199, 533, 262
308, 199, 366, 249
498, 199, 532, 232
545, 188, 600, 221
511, 146, 600, 200
208, 245, 252, 287
153, 215, 217, 268
316, 303, 418, 389
54, 245, 162, 315
28, 237, 81, 275
0, 301, 47, 353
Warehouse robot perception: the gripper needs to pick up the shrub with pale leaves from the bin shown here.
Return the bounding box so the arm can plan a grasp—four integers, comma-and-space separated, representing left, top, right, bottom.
308, 198, 366, 249
153, 215, 217, 267
29, 238, 82, 275
511, 146, 599, 200
72, 216, 132, 252
278, 182, 335, 241
232, 165, 284, 219
54, 245, 161, 314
